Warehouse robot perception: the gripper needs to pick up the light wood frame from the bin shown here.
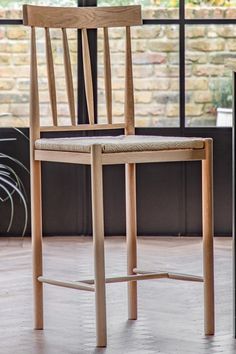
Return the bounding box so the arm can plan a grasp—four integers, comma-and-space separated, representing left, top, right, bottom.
23, 4, 214, 347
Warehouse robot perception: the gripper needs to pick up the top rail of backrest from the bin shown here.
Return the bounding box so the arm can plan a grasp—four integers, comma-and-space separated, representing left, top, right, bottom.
23, 4, 142, 29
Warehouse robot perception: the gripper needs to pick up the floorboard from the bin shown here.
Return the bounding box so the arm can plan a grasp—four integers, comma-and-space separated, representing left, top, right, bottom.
0, 236, 235, 354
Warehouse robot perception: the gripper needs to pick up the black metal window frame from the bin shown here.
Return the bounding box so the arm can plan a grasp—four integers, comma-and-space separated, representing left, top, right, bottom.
0, 0, 236, 130
144, 0, 236, 132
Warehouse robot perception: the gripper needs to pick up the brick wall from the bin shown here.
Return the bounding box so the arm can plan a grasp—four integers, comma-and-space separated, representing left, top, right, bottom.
0, 8, 236, 127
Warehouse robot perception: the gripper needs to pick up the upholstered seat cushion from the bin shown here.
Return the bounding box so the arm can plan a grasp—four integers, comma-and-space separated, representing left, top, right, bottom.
35, 135, 204, 154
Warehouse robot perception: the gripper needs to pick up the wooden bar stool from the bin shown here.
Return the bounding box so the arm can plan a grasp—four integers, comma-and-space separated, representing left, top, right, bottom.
23, 4, 214, 347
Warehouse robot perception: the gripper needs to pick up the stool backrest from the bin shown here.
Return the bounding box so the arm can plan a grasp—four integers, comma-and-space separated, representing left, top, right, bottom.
23, 5, 142, 136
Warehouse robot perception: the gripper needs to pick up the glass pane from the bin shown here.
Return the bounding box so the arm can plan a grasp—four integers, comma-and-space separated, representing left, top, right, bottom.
0, 26, 77, 127
0, 26, 30, 127
185, 0, 236, 19
185, 25, 235, 127
0, 1, 76, 12
98, 25, 179, 127
98, 0, 179, 19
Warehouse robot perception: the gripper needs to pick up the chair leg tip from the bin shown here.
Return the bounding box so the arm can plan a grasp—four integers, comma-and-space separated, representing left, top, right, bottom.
128, 308, 137, 320
96, 341, 107, 348
96, 334, 107, 348
34, 321, 44, 330
205, 327, 215, 336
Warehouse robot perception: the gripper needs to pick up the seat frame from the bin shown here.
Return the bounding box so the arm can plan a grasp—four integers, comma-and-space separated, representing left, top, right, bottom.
23, 4, 214, 347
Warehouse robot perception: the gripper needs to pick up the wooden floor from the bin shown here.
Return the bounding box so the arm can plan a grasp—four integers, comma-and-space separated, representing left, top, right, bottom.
0, 236, 235, 354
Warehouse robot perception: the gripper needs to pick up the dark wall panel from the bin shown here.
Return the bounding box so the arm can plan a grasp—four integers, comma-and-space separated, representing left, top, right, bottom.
137, 162, 183, 236
42, 163, 85, 235
0, 128, 232, 236
185, 128, 232, 236
0, 128, 30, 236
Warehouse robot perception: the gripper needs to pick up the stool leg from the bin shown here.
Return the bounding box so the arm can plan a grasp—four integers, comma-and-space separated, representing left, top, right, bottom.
91, 145, 107, 347
31, 159, 43, 329
126, 163, 137, 320
202, 139, 215, 335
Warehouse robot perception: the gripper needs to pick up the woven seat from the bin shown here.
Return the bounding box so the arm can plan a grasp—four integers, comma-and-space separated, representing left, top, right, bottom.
35, 135, 205, 154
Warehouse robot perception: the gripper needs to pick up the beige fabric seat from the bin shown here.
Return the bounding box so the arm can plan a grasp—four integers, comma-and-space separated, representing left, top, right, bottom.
35, 135, 205, 154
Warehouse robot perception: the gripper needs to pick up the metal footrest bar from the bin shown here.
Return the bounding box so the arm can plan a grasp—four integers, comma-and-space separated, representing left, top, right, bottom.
38, 276, 95, 292
133, 268, 204, 283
